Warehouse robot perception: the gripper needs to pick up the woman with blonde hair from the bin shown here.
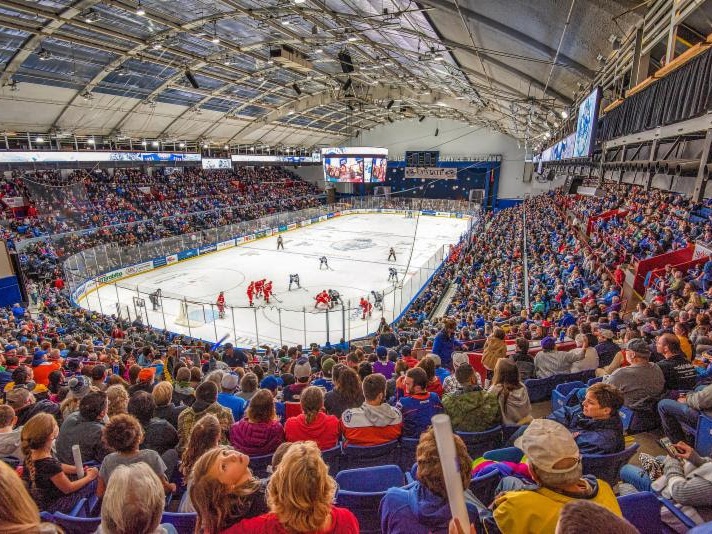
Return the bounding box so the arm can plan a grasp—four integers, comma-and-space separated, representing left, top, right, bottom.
20, 412, 99, 513
189, 446, 268, 533
106, 384, 129, 417
0, 460, 59, 532
481, 326, 507, 381
284, 386, 340, 450
235, 441, 358, 533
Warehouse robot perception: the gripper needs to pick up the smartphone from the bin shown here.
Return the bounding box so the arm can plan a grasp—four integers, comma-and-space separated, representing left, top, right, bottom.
659, 437, 679, 456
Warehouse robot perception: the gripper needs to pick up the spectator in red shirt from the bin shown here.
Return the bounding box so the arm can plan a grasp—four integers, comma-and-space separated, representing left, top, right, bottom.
284, 386, 340, 450
417, 356, 444, 398
234, 440, 358, 534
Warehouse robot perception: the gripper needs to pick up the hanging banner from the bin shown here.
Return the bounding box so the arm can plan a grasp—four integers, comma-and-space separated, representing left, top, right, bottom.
404, 167, 457, 179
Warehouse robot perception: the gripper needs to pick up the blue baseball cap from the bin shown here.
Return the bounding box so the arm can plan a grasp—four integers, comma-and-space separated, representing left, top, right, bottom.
260, 375, 284, 391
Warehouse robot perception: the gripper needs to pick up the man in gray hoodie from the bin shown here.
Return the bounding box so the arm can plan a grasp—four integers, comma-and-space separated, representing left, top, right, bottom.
0, 405, 23, 461
341, 373, 402, 446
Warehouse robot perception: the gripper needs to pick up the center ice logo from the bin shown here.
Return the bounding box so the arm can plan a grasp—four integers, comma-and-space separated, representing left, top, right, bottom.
331, 238, 375, 251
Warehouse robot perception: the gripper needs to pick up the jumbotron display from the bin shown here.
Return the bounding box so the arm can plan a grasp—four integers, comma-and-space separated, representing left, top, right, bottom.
322, 147, 388, 183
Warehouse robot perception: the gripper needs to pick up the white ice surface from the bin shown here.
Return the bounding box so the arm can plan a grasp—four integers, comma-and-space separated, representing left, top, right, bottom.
79, 213, 468, 348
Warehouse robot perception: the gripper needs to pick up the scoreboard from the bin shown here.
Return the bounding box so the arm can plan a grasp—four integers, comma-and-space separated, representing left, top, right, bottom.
405, 151, 439, 167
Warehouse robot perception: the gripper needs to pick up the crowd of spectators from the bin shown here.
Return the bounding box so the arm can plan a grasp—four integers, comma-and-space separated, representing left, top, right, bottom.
5, 173, 712, 532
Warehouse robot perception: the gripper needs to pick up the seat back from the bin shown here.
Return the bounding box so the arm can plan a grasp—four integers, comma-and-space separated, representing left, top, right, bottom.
696, 414, 712, 457
52, 513, 102, 534
524, 376, 553, 402
161, 512, 197, 534
582, 443, 639, 486
618, 491, 663, 534
284, 402, 302, 419
335, 464, 404, 492
551, 380, 586, 411
342, 440, 399, 469
456, 426, 503, 459
321, 444, 342, 476
618, 406, 634, 432
469, 469, 502, 506
587, 376, 603, 386
248, 453, 273, 478
399, 437, 419, 472
335, 490, 386, 534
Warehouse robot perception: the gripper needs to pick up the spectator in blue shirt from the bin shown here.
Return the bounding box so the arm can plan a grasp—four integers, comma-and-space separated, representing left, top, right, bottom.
396, 368, 443, 438
216, 373, 246, 422
431, 318, 464, 370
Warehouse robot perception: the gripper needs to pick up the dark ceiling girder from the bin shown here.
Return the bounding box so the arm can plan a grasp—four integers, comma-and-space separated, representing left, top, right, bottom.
417, 0, 595, 79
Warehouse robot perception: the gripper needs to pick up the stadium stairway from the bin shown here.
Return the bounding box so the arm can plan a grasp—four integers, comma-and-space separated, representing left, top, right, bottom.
431, 284, 458, 319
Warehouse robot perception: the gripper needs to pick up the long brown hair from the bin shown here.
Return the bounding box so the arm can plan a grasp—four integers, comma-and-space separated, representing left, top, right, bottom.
300, 386, 324, 425
189, 446, 261, 534
491, 358, 523, 417
335, 367, 362, 406
180, 414, 221, 482
20, 413, 56, 489
0, 460, 43, 532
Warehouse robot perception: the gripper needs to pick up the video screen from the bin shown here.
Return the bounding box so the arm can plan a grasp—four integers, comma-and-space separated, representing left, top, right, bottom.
369, 157, 388, 182
573, 87, 601, 158
324, 156, 365, 182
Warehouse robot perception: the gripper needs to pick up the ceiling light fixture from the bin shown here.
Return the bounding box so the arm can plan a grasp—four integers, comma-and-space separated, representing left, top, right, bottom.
560, 110, 568, 119
87, 138, 95, 145
314, 48, 323, 54
282, 19, 291, 26
84, 10, 101, 23
38, 48, 51, 61
152, 140, 159, 147
35, 137, 44, 143
136, 1, 145, 16
152, 42, 162, 50
141, 140, 147, 146
433, 54, 444, 62
347, 35, 358, 42
178, 142, 185, 148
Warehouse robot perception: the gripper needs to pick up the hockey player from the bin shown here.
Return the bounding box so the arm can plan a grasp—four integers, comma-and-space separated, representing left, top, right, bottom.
319, 256, 329, 270
217, 291, 226, 318
263, 280, 273, 304
328, 289, 342, 309
371, 290, 384, 311
149, 288, 162, 311
288, 273, 301, 291
255, 279, 266, 298
246, 282, 255, 307
359, 297, 373, 320
277, 235, 284, 250
315, 290, 331, 309
388, 267, 398, 282
388, 247, 396, 261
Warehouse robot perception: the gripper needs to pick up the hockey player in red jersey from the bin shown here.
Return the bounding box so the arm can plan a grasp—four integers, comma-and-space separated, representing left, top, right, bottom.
315, 290, 331, 309
217, 291, 226, 318
263, 280, 273, 304
359, 297, 373, 320
246, 282, 255, 307
255, 279, 265, 298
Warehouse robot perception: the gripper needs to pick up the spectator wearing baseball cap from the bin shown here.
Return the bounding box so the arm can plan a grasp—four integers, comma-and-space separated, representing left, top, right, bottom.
128, 367, 155, 396
534, 336, 586, 379
283, 358, 312, 402
312, 357, 336, 391
603, 339, 664, 432
217, 373, 247, 422
442, 352, 477, 394
259, 375, 286, 423
6, 386, 61, 427
489, 419, 622, 533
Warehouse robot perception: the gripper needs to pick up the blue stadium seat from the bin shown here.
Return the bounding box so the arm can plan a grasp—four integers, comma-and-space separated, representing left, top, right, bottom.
341, 439, 399, 469
321, 444, 342, 476
582, 443, 639, 486
399, 437, 420, 472
551, 380, 586, 411
248, 453, 273, 478
587, 376, 603, 386
482, 446, 523, 463
618, 406, 634, 432
689, 521, 712, 533
469, 469, 501, 506
52, 512, 101, 534
618, 491, 664, 534
161, 511, 197, 534
696, 414, 712, 456
524, 376, 553, 402
335, 465, 405, 534
456, 426, 503, 459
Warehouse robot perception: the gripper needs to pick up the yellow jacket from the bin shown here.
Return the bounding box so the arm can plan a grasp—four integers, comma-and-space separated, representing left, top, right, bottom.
492, 477, 621, 534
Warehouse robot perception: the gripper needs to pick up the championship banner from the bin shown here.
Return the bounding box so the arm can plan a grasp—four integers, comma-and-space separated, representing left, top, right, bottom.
1, 196, 26, 208
404, 167, 457, 179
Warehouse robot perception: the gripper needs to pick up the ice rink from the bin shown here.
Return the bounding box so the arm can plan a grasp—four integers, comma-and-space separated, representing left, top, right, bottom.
79, 213, 469, 347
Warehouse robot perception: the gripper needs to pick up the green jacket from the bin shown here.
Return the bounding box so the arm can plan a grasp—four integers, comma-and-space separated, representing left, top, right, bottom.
442, 386, 501, 432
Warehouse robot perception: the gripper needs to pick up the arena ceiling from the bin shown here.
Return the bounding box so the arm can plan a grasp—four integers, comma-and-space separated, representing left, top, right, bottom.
0, 0, 643, 147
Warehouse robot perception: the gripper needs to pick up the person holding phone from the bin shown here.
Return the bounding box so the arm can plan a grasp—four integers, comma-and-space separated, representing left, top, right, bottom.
620, 440, 712, 524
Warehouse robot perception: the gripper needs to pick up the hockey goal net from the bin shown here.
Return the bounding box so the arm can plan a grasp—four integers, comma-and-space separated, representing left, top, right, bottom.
174, 300, 207, 328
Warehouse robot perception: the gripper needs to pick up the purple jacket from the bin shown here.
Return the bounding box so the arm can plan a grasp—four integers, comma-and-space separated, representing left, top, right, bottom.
229, 419, 284, 456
